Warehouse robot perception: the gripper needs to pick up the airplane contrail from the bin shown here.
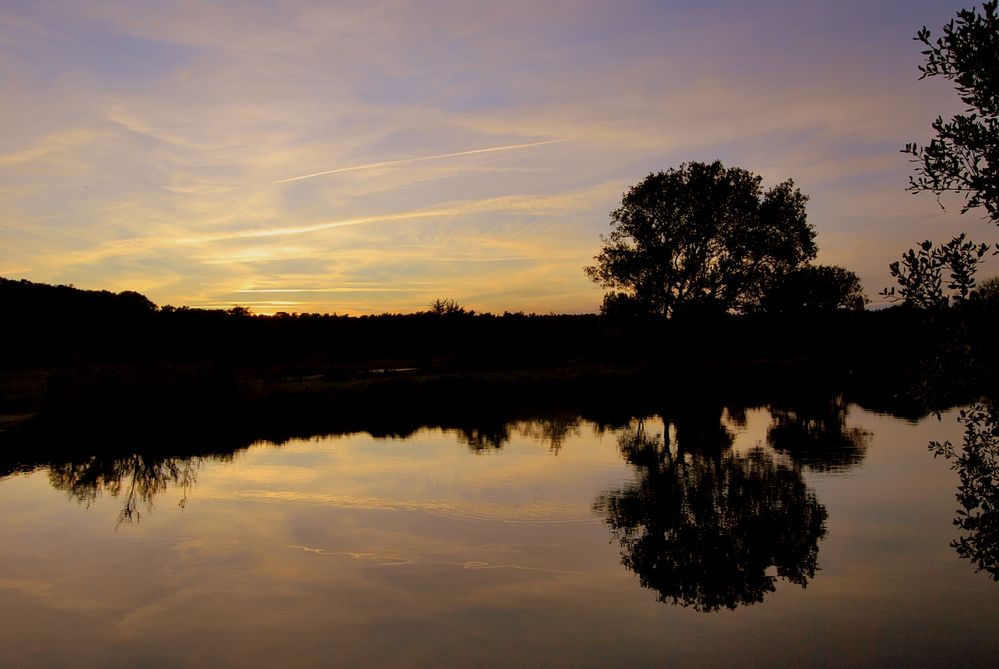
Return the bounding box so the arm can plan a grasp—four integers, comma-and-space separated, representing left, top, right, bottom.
10, 138, 570, 227
269, 138, 570, 185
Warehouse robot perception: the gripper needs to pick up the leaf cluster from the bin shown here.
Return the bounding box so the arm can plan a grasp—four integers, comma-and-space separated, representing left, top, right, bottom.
881, 234, 993, 308
904, 0, 999, 222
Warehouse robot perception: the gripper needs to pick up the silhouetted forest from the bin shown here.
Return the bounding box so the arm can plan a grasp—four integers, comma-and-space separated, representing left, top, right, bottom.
1, 275, 997, 462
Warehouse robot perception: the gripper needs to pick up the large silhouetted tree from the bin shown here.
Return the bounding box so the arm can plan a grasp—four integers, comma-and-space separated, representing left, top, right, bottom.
585, 161, 817, 317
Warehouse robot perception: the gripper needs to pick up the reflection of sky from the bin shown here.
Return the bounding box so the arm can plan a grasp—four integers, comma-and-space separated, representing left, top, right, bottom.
201, 426, 628, 523
2, 1, 997, 314
0, 409, 998, 666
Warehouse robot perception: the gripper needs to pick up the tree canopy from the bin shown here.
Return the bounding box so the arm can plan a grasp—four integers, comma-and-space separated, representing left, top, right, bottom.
903, 0, 999, 223
585, 161, 818, 317
762, 265, 868, 314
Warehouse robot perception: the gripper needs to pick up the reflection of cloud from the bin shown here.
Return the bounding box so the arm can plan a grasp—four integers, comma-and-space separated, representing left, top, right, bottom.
286, 544, 583, 575
0, 577, 107, 612
202, 488, 597, 525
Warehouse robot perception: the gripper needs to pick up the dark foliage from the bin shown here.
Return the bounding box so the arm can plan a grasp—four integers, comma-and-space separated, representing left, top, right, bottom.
767, 395, 870, 472
1, 275, 996, 445
49, 454, 205, 527
903, 1, 999, 223
595, 420, 827, 612
882, 234, 993, 308
585, 161, 817, 317
930, 402, 999, 580
762, 265, 868, 314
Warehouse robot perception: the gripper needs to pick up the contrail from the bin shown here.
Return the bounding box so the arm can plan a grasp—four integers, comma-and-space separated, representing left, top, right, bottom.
269, 138, 570, 185
9, 139, 570, 226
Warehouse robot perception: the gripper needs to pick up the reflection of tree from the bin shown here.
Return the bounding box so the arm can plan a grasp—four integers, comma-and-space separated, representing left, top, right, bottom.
517, 416, 582, 454
455, 416, 584, 454
596, 420, 827, 612
767, 395, 870, 472
48, 455, 200, 526
456, 422, 510, 452
931, 403, 999, 580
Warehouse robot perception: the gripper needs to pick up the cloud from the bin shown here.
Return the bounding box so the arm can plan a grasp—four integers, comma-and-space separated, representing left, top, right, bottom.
1, 0, 985, 313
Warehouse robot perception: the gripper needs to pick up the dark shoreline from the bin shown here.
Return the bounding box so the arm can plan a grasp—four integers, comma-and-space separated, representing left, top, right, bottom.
0, 349, 984, 475
3, 276, 997, 470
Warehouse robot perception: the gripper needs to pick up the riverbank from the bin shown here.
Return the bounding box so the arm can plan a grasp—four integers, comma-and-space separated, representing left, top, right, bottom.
3, 278, 996, 466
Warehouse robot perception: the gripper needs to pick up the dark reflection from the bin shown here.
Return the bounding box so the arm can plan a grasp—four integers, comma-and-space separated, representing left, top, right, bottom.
456, 415, 584, 454
457, 422, 511, 452
931, 402, 999, 580
767, 395, 870, 472
48, 454, 210, 526
596, 416, 827, 612
6, 385, 873, 542
517, 415, 582, 454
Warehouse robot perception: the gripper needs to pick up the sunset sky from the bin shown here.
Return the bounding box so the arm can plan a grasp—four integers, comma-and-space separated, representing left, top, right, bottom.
2, 0, 996, 314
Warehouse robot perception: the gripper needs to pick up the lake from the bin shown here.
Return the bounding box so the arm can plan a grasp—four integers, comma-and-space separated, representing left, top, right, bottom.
0, 398, 997, 667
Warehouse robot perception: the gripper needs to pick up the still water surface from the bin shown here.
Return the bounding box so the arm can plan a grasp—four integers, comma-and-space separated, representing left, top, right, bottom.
0, 403, 997, 667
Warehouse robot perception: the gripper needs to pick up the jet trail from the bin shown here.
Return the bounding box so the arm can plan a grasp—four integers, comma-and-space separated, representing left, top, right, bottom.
9, 139, 569, 227
269, 138, 569, 185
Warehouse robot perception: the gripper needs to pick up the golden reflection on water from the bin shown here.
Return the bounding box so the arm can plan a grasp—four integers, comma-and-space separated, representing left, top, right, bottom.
0, 407, 997, 667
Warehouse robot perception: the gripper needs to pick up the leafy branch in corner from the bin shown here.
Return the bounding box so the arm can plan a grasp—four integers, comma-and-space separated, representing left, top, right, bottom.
903, 1, 999, 223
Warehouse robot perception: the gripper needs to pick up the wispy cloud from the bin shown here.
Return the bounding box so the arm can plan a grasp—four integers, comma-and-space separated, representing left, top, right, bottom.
2, 0, 989, 313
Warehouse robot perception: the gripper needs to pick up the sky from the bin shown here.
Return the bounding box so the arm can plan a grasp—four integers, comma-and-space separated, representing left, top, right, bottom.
2, 0, 996, 314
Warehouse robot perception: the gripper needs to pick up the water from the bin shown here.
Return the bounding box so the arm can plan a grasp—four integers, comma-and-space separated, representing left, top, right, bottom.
0, 403, 996, 667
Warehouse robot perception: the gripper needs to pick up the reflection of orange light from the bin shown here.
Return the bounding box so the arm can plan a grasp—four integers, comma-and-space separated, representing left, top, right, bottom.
191, 427, 628, 523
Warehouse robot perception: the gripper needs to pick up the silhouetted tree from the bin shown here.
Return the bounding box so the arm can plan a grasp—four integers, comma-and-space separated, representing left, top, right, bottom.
598, 291, 649, 319
904, 1, 999, 223
762, 265, 868, 314
882, 234, 992, 308
116, 290, 157, 314
596, 417, 827, 611
585, 161, 817, 317
428, 298, 469, 316
971, 275, 999, 304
